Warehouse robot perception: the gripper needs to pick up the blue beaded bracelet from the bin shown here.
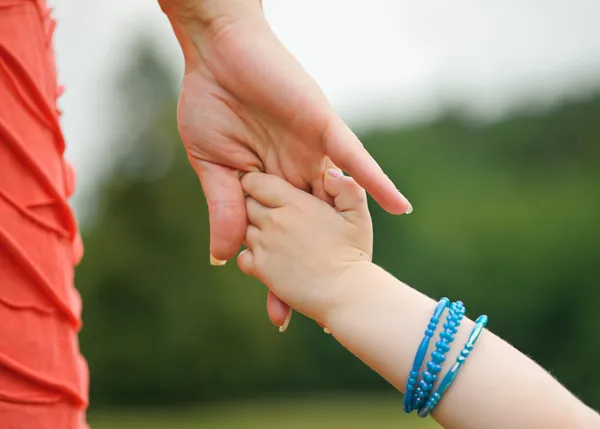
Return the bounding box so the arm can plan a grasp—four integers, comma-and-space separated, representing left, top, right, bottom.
417, 314, 488, 417
403, 297, 450, 413
412, 301, 465, 411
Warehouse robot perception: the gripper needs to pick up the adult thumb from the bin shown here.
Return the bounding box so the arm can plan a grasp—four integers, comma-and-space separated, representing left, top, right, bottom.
193, 160, 245, 263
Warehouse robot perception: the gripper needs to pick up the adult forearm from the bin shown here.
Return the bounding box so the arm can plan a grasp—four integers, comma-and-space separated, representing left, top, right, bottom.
158, 0, 265, 70
324, 262, 598, 429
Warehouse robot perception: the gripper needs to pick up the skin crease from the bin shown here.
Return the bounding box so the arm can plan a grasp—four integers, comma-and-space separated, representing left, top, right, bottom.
158, 0, 411, 327
239, 170, 600, 429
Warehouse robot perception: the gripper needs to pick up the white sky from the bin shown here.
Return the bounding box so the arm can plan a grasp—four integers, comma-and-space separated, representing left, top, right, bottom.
49, 0, 600, 211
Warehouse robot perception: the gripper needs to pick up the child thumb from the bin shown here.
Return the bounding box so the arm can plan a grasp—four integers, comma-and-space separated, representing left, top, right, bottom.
324, 168, 371, 226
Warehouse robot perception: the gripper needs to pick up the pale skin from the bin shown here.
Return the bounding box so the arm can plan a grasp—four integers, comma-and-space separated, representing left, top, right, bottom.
157, 0, 412, 327
238, 170, 600, 429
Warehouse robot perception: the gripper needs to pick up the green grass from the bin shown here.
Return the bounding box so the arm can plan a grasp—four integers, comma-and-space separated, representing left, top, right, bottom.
89, 395, 441, 429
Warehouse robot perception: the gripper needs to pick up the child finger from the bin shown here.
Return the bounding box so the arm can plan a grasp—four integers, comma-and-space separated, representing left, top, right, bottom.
324, 169, 370, 224
241, 172, 305, 208
311, 158, 339, 207
237, 248, 256, 277
246, 197, 271, 228
244, 225, 261, 249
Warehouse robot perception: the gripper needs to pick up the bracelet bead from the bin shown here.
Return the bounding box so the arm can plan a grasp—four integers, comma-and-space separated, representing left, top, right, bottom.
405, 299, 485, 419
435, 341, 451, 353
417, 315, 488, 417
412, 302, 464, 411
431, 351, 446, 362
402, 298, 450, 413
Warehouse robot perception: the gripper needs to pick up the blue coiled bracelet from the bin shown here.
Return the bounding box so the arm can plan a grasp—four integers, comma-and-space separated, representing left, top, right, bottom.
403, 297, 450, 413
403, 298, 487, 417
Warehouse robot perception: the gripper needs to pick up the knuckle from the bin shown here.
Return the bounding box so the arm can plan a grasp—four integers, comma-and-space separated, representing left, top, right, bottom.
266, 210, 285, 228
354, 189, 367, 205
289, 204, 305, 220
241, 173, 254, 191
264, 209, 276, 224
244, 172, 270, 194
252, 248, 268, 272
245, 226, 259, 244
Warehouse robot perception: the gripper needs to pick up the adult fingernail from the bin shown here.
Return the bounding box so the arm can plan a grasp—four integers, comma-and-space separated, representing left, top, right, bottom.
405, 202, 413, 215
327, 168, 342, 179
210, 254, 227, 266
323, 327, 331, 334
279, 309, 293, 333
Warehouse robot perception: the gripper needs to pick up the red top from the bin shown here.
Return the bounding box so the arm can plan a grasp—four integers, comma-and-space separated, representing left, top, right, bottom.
0, 0, 88, 408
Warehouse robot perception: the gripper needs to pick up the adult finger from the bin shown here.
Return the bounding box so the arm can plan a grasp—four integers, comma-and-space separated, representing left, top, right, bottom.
279, 308, 293, 333
267, 291, 291, 328
324, 116, 413, 215
193, 160, 246, 264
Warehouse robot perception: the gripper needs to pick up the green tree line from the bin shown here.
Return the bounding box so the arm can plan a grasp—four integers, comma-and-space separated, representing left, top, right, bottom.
76, 43, 600, 409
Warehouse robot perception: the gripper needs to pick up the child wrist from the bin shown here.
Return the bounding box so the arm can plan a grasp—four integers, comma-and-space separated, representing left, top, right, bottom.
319, 261, 377, 329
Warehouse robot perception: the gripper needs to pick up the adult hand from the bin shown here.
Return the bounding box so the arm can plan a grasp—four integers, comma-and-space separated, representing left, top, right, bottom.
159, 0, 412, 327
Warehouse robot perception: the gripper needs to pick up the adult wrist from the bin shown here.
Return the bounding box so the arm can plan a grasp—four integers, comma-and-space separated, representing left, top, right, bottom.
158, 0, 265, 71
158, 0, 262, 24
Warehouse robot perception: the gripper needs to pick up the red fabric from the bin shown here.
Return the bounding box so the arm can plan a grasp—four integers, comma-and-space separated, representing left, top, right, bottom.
0, 0, 88, 426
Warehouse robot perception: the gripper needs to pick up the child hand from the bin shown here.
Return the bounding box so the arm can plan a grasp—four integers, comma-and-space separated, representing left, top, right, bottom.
238, 169, 373, 324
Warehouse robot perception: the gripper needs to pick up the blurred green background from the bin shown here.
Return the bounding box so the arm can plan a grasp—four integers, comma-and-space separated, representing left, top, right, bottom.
77, 43, 600, 427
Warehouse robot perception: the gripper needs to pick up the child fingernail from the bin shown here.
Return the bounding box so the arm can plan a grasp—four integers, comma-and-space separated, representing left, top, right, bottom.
210, 254, 227, 266
323, 327, 331, 334
404, 202, 413, 215
327, 168, 342, 178
279, 309, 293, 333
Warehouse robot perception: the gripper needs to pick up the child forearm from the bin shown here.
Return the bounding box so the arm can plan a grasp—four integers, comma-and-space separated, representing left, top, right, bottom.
324, 262, 599, 429
239, 171, 597, 427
